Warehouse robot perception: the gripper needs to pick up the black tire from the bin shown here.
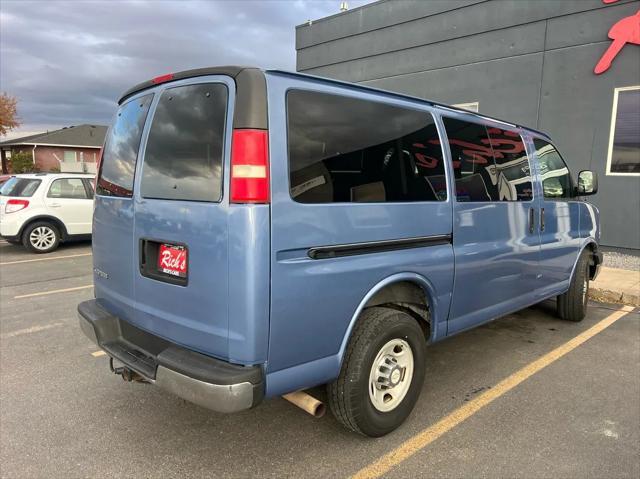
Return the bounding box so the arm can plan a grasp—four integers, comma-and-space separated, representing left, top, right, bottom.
327, 307, 427, 437
557, 251, 590, 322
22, 221, 61, 254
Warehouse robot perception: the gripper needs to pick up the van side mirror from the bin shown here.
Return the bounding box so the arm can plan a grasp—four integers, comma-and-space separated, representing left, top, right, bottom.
577, 170, 598, 196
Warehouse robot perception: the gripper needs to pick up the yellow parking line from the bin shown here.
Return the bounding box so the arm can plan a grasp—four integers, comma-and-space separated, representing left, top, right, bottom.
91, 350, 107, 357
352, 305, 635, 479
14, 284, 93, 299
0, 252, 92, 265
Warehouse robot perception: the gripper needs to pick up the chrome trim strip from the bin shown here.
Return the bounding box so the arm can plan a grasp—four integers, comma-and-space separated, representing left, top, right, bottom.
307, 234, 452, 260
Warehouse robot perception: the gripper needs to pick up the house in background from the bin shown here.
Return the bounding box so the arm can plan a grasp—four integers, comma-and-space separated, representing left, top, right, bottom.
0, 124, 107, 174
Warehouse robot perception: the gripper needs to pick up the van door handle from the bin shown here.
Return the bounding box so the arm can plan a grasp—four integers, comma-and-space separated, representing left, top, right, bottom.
540, 208, 545, 232
529, 207, 535, 234
50, 203, 62, 208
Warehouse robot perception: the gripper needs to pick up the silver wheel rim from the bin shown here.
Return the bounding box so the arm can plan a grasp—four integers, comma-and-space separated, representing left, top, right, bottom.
29, 226, 56, 251
582, 274, 588, 305
368, 338, 414, 412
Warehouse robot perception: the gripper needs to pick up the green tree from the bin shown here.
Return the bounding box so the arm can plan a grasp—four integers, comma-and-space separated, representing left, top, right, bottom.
10, 151, 37, 173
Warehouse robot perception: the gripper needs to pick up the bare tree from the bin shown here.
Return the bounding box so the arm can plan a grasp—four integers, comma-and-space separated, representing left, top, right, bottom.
0, 93, 21, 136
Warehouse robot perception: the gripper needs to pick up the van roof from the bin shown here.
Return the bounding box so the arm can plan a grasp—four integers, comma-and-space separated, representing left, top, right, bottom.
118, 66, 550, 140
267, 69, 551, 140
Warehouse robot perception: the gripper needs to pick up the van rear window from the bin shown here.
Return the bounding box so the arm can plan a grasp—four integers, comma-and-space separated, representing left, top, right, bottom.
97, 94, 153, 197
287, 90, 446, 203
140, 83, 227, 202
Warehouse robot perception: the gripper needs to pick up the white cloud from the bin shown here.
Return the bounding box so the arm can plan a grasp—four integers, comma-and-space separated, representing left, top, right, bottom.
0, 0, 371, 133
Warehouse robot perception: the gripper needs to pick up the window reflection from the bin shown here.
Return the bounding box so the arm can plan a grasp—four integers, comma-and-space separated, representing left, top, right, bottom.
98, 94, 153, 197
534, 139, 572, 199
141, 83, 227, 202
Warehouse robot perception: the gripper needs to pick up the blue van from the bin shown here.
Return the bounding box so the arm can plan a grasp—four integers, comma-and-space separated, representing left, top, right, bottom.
79, 66, 602, 436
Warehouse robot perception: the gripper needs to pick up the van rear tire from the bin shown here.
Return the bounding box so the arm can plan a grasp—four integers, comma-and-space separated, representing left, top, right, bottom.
557, 251, 590, 322
327, 307, 426, 437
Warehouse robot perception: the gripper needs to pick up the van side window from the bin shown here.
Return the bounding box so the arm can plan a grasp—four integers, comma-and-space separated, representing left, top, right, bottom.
141, 83, 227, 202
533, 139, 573, 199
442, 117, 498, 202
97, 94, 153, 197
287, 90, 446, 203
486, 128, 533, 201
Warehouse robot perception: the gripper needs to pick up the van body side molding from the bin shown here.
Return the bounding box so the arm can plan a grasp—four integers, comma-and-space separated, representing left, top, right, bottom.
307, 234, 453, 260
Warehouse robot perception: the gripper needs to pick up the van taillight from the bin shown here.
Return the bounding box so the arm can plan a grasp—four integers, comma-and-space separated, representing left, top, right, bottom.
230, 129, 269, 204
5, 199, 29, 213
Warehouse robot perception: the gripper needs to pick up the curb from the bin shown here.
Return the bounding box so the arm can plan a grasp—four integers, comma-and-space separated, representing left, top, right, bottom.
591, 286, 640, 308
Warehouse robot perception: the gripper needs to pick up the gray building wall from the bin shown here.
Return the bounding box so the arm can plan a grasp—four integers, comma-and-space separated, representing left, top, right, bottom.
296, 0, 640, 250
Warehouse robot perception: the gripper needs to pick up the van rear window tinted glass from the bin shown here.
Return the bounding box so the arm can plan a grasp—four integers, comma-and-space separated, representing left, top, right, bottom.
0, 177, 41, 197
140, 83, 227, 202
287, 90, 446, 203
97, 94, 153, 197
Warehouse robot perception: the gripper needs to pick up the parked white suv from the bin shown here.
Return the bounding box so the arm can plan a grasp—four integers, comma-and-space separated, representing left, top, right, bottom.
0, 173, 94, 253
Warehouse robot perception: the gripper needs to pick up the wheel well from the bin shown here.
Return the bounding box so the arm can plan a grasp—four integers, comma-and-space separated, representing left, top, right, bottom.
584, 242, 599, 279
363, 281, 431, 340
19, 216, 68, 241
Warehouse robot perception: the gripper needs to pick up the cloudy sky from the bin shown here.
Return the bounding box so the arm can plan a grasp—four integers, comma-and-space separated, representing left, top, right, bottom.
0, 0, 370, 138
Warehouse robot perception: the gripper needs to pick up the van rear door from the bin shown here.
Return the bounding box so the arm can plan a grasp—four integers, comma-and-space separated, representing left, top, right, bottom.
94, 93, 153, 323
94, 77, 235, 360
131, 78, 233, 360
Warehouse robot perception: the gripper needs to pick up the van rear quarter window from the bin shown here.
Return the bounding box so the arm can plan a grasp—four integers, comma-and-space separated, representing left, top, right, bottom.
97, 94, 153, 197
287, 89, 446, 203
140, 83, 227, 202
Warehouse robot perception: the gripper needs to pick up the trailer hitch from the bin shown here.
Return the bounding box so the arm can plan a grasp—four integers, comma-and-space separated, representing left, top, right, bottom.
109, 357, 149, 383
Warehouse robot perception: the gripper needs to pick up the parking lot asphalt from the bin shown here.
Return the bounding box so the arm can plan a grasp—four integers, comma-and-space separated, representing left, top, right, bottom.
1, 240, 638, 479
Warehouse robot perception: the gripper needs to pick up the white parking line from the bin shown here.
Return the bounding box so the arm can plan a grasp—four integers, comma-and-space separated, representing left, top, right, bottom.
91, 350, 107, 357
14, 284, 93, 299
0, 252, 92, 266
1, 322, 65, 339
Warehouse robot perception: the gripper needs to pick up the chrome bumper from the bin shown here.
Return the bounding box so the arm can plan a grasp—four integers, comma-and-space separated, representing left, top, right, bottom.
78, 299, 264, 413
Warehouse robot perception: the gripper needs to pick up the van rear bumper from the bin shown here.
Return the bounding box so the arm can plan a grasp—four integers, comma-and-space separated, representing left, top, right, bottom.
78, 299, 264, 413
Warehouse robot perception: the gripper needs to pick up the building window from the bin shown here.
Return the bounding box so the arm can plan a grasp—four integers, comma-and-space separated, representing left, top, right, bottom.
63, 151, 77, 162
453, 102, 479, 113
606, 86, 640, 176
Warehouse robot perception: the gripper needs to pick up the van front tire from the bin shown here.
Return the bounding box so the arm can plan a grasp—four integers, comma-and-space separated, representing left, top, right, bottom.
557, 251, 590, 322
327, 307, 426, 437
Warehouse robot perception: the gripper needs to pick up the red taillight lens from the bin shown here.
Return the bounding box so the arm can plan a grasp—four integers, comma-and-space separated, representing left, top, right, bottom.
230, 129, 269, 204
5, 199, 29, 213
151, 73, 174, 84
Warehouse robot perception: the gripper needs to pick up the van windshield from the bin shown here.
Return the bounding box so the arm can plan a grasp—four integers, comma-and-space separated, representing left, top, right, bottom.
140, 83, 228, 202
0, 177, 41, 197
